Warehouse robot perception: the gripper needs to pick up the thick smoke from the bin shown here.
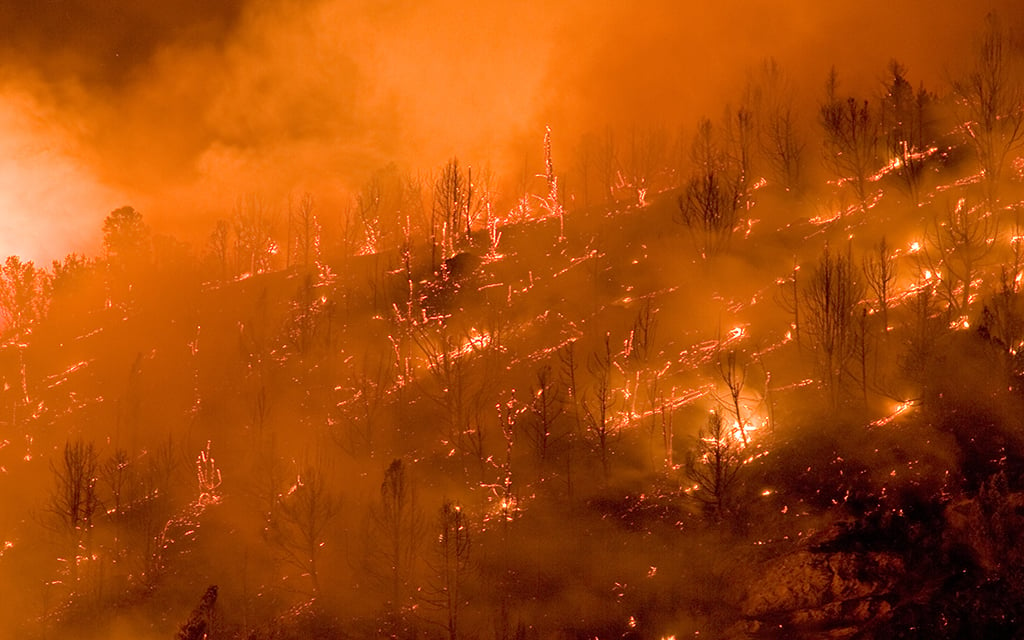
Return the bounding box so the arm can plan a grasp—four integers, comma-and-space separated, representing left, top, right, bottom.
1, 0, 1022, 260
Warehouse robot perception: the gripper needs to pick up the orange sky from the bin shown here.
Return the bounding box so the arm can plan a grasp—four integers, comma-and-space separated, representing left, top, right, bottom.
0, 0, 1021, 263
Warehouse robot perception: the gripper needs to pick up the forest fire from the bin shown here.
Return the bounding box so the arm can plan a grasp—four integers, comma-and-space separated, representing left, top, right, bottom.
0, 4, 1023, 640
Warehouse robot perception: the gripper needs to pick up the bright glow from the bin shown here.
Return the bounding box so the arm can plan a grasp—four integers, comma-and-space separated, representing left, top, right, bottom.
0, 96, 119, 261
871, 401, 916, 427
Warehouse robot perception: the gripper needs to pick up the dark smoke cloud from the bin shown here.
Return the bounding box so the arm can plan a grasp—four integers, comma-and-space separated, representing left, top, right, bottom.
0, 1, 247, 87
0, 0, 1021, 260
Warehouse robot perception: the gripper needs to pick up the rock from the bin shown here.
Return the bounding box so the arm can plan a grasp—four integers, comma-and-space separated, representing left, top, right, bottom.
739, 549, 903, 634
742, 550, 902, 617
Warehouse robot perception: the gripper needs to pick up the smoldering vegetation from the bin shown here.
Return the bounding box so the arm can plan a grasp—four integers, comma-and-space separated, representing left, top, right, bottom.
2, 10, 1024, 640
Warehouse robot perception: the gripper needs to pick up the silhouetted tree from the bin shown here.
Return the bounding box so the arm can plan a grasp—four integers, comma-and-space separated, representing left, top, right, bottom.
101, 206, 151, 308
433, 158, 476, 264
176, 585, 218, 640
414, 323, 495, 464
524, 364, 563, 472
754, 58, 805, 194
370, 458, 424, 637
283, 265, 334, 356
206, 219, 231, 281
802, 244, 865, 406
921, 195, 996, 321
820, 68, 879, 208
899, 277, 945, 393
775, 257, 801, 345
425, 500, 471, 640
102, 206, 149, 267
978, 267, 1024, 375
269, 458, 339, 600
725, 103, 755, 209
51, 439, 100, 536
583, 334, 617, 481
952, 13, 1024, 205
676, 118, 741, 257
622, 125, 668, 206
336, 350, 394, 458
0, 255, 48, 340
863, 236, 899, 333
715, 348, 749, 445
880, 61, 935, 205
558, 340, 583, 499
686, 410, 743, 523
595, 128, 619, 204
288, 191, 319, 269
232, 195, 278, 276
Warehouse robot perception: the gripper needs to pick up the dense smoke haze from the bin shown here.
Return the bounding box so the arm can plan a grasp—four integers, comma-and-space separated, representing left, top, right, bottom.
0, 0, 1020, 260
5, 2, 1024, 639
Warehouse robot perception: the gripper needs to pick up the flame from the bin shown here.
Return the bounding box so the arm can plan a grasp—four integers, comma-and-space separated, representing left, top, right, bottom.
726, 326, 746, 342
870, 400, 916, 427
453, 329, 493, 358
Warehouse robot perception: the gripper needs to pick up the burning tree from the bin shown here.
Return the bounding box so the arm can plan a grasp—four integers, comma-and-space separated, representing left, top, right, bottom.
356, 165, 417, 259
624, 298, 661, 467
920, 195, 996, 322
540, 125, 566, 238
432, 158, 477, 268
232, 195, 279, 276
880, 61, 935, 206
282, 261, 335, 356
714, 348, 750, 445
686, 410, 743, 523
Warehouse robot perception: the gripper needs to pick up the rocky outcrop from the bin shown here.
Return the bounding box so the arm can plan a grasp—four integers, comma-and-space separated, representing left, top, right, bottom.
733, 548, 904, 637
